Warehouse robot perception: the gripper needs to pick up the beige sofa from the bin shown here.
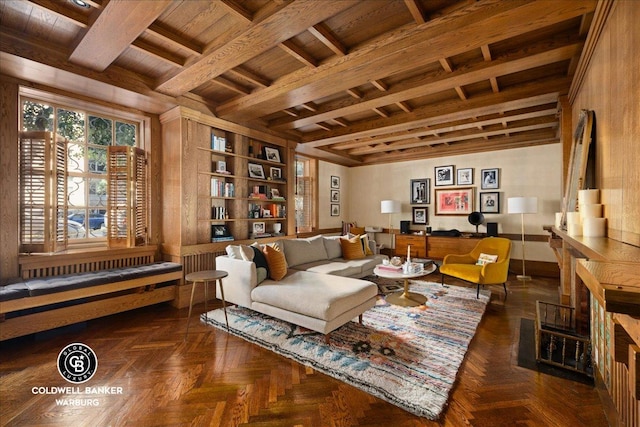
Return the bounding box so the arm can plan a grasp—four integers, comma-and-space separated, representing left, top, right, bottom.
215, 235, 387, 341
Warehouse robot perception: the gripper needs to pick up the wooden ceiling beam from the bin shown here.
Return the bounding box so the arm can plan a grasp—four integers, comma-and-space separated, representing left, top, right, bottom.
396, 101, 413, 113
28, 0, 89, 28
271, 39, 582, 130
69, 0, 173, 71
370, 79, 388, 91
301, 77, 569, 147
226, 67, 271, 89
145, 23, 203, 57
210, 77, 252, 95
346, 88, 362, 99
216, 0, 595, 120
130, 39, 185, 67
155, 0, 358, 96
279, 40, 317, 67
403, 0, 426, 24
219, 0, 253, 21
308, 23, 347, 56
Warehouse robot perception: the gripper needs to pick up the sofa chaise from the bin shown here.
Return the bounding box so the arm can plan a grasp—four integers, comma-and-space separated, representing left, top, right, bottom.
215, 234, 388, 341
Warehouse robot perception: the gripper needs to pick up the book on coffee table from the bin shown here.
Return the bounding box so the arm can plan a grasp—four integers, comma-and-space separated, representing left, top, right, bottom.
377, 264, 403, 272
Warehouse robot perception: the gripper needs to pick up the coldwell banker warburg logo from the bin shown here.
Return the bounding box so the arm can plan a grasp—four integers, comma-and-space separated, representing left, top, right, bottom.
57, 343, 98, 383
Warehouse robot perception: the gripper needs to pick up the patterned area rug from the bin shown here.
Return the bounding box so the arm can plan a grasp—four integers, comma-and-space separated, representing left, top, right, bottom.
201, 281, 490, 419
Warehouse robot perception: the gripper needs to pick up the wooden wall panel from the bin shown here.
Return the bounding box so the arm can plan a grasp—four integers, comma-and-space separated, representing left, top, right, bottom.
572, 1, 640, 247
160, 115, 183, 250
0, 79, 19, 283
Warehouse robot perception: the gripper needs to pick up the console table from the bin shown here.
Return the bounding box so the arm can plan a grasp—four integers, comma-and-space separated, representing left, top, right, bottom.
394, 234, 482, 259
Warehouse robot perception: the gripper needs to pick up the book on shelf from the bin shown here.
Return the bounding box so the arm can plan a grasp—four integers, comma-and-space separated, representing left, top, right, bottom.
211, 134, 227, 152
211, 236, 234, 242
211, 178, 234, 197
250, 233, 272, 239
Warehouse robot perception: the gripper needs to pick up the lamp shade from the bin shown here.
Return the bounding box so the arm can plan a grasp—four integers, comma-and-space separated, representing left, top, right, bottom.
507, 197, 538, 214
381, 200, 401, 214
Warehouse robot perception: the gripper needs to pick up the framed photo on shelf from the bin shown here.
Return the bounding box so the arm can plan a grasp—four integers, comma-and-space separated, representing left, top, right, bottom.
331, 204, 340, 216
331, 190, 340, 202
481, 168, 499, 189
331, 175, 340, 189
248, 163, 265, 179
271, 188, 280, 198
212, 224, 230, 237
410, 178, 430, 204
434, 187, 474, 215
480, 192, 500, 213
412, 207, 428, 224
434, 165, 454, 186
252, 222, 266, 234
264, 146, 281, 163
270, 166, 282, 180
457, 168, 473, 185
216, 160, 227, 173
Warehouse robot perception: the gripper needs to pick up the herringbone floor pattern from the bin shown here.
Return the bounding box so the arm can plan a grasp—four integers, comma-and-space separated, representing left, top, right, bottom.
0, 274, 609, 426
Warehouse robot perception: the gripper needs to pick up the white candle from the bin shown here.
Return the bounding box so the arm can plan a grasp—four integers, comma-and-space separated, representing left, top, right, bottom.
555, 212, 563, 228
568, 222, 582, 236
566, 212, 581, 225
578, 189, 599, 205
579, 204, 603, 219
583, 217, 607, 237
407, 245, 411, 262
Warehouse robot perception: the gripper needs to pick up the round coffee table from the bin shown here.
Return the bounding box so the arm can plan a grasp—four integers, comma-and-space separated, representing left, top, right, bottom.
374, 263, 437, 307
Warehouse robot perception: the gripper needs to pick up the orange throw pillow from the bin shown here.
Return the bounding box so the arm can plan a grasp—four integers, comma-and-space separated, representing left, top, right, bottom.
262, 244, 287, 280
340, 236, 366, 260
350, 226, 366, 235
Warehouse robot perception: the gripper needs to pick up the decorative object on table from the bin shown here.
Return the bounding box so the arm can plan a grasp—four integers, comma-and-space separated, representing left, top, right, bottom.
434, 187, 474, 215
201, 280, 490, 420
331, 189, 340, 202
457, 168, 473, 185
412, 206, 428, 224
263, 146, 281, 163
480, 191, 500, 213
390, 256, 402, 266
507, 196, 538, 281
480, 168, 499, 189
330, 175, 340, 189
410, 178, 430, 204
467, 211, 484, 234
330, 204, 340, 216
434, 165, 454, 186
248, 163, 265, 179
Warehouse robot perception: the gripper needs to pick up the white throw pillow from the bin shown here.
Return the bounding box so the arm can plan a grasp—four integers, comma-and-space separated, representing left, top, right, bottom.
476, 253, 498, 266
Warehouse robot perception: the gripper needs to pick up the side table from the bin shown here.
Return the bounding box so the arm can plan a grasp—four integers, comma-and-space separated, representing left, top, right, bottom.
185, 270, 229, 338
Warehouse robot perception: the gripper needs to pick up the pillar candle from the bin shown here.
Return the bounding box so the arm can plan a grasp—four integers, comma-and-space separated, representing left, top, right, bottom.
583, 217, 607, 237
407, 245, 411, 262
555, 212, 563, 228
568, 222, 582, 236
578, 189, 599, 205
579, 204, 603, 220
566, 212, 581, 226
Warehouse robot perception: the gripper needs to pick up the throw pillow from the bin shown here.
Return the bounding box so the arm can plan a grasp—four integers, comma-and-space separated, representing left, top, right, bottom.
340, 236, 366, 260
250, 245, 270, 283
476, 253, 499, 266
350, 226, 366, 235
359, 234, 373, 255
323, 236, 343, 259
262, 244, 288, 280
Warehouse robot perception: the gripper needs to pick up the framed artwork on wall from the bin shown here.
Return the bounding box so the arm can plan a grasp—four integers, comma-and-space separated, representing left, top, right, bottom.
331, 175, 340, 189
434, 165, 454, 186
434, 187, 474, 215
331, 190, 340, 202
457, 168, 473, 185
331, 204, 340, 216
481, 168, 499, 189
410, 178, 430, 204
480, 192, 500, 213
412, 207, 428, 224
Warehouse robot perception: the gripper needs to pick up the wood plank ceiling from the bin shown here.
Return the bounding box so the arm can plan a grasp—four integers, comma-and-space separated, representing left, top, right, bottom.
0, 0, 598, 166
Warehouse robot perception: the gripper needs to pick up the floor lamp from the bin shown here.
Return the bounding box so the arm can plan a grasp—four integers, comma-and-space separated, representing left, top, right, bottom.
381, 200, 401, 249
507, 197, 538, 281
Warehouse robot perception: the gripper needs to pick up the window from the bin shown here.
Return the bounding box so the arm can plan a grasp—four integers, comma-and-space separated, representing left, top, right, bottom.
20, 96, 142, 248
295, 156, 316, 233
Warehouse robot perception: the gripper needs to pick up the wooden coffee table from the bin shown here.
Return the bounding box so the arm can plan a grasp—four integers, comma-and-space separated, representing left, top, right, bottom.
374, 263, 437, 307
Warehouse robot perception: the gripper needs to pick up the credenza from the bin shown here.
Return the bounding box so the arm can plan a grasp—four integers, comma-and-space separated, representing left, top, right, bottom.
394, 234, 482, 259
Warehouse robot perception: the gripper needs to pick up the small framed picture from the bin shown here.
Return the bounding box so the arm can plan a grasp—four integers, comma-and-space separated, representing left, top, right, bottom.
331, 175, 340, 189
252, 222, 265, 234
212, 224, 230, 237
410, 178, 430, 204
480, 192, 500, 213
434, 165, 454, 186
270, 167, 282, 180
412, 207, 428, 224
264, 146, 281, 163
271, 188, 280, 198
331, 204, 340, 216
457, 168, 473, 185
481, 168, 499, 189
331, 190, 340, 202
248, 163, 265, 179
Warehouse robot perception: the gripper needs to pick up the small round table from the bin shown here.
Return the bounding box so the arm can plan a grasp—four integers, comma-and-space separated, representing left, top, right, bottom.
185, 270, 228, 337
374, 263, 437, 307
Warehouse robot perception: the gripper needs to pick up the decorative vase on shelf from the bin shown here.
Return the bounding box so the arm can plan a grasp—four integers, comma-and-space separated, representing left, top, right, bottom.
273, 223, 282, 234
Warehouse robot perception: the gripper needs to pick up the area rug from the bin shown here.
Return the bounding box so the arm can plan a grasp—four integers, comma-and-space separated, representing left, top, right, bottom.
517, 318, 593, 385
201, 281, 490, 419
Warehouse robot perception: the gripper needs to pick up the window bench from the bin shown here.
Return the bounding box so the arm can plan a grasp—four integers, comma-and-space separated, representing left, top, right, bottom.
0, 246, 182, 341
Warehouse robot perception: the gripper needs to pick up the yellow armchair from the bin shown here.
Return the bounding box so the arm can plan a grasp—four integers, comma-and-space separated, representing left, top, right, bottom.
439, 237, 512, 298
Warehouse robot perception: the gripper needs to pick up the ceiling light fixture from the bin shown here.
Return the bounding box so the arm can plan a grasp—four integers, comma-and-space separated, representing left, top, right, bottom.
72, 0, 90, 8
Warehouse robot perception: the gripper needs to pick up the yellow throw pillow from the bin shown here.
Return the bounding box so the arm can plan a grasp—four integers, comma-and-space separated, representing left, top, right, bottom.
340, 236, 366, 260
350, 226, 366, 235
262, 244, 287, 280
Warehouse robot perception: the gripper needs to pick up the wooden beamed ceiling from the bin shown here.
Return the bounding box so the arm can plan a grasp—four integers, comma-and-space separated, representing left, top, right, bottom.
0, 0, 598, 165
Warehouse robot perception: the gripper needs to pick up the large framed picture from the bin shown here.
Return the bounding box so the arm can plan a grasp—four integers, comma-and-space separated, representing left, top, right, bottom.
434, 187, 474, 215
434, 165, 454, 186
457, 168, 473, 185
480, 192, 500, 213
412, 207, 428, 224
248, 163, 265, 179
264, 146, 281, 163
481, 168, 499, 189
410, 178, 430, 204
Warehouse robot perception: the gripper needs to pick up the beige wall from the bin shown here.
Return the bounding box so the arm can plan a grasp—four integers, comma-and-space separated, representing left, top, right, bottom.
571, 0, 640, 247
318, 161, 349, 230
320, 144, 562, 262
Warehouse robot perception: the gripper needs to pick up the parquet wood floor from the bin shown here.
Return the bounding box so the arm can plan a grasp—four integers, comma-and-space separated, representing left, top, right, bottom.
0, 274, 609, 426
